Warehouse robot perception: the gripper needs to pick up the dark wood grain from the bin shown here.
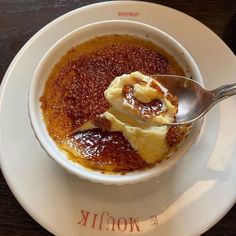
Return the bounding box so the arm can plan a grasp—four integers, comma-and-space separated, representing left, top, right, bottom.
0, 0, 235, 235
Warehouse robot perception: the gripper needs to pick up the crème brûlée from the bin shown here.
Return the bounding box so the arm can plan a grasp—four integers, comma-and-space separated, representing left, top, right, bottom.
40, 34, 190, 173
77, 72, 181, 164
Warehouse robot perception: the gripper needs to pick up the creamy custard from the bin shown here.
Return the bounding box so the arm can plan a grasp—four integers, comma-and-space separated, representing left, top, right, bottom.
78, 72, 181, 164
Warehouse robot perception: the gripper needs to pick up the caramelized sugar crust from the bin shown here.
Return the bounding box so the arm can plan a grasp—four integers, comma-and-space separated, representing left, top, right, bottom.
40, 35, 188, 173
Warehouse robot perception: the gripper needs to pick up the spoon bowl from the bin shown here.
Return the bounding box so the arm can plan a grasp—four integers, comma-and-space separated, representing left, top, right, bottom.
152, 75, 236, 125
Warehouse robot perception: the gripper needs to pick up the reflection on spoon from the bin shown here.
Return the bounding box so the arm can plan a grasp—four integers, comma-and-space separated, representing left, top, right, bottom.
151, 75, 236, 125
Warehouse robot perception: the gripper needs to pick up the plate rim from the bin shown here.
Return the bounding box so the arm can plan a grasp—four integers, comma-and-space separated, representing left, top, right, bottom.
0, 1, 235, 235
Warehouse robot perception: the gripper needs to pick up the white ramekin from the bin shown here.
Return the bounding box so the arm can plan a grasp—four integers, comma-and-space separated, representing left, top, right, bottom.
29, 20, 203, 185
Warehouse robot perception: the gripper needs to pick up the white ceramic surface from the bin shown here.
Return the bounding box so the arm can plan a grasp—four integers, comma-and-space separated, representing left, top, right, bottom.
29, 20, 202, 185
0, 1, 236, 236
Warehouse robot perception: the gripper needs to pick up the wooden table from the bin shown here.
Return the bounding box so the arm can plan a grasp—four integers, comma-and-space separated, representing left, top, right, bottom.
0, 1, 235, 235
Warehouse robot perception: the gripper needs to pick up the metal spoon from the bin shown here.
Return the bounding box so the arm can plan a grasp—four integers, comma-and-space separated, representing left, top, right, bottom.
151, 74, 236, 125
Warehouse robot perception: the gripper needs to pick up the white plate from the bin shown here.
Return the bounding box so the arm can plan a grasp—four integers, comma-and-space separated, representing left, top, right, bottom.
0, 1, 236, 235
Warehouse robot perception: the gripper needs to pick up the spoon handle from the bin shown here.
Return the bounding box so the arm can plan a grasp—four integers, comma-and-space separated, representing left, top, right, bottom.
211, 83, 236, 102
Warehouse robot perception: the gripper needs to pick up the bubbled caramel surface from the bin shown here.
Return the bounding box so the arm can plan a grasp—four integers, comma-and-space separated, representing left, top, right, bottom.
40, 34, 188, 173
